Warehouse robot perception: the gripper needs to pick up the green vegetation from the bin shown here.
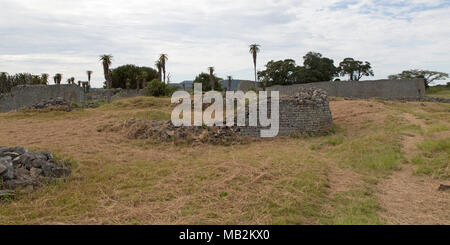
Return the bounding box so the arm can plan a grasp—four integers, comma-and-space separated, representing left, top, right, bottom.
257, 52, 372, 86
338, 57, 374, 81
193, 72, 223, 91
389, 70, 449, 88
110, 64, 158, 89
144, 79, 178, 97
427, 84, 450, 98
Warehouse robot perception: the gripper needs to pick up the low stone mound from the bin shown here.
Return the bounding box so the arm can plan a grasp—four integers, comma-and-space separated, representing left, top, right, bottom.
29, 97, 73, 111
0, 146, 71, 192
99, 118, 245, 145
288, 88, 329, 104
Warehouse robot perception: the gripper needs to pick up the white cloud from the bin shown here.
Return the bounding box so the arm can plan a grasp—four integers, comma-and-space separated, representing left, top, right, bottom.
0, 0, 449, 87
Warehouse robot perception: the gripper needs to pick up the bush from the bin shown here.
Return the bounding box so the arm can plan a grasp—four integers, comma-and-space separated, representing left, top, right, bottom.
144, 79, 178, 97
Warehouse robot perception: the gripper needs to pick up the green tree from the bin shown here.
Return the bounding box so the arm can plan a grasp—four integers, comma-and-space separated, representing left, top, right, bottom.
86, 70, 93, 87
388, 69, 449, 88
41, 73, 49, 85
193, 72, 222, 91
159, 54, 168, 83
249, 44, 260, 83
257, 59, 301, 87
338, 58, 374, 81
208, 66, 216, 90
54, 73, 62, 84
110, 64, 158, 89
155, 60, 163, 81
301, 52, 338, 82
99, 54, 113, 102
66, 77, 75, 84
99, 54, 113, 88
144, 79, 177, 97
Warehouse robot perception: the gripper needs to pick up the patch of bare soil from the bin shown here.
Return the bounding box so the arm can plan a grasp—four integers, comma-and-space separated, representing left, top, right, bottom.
377, 112, 450, 225
330, 100, 388, 135
327, 163, 363, 196
378, 164, 449, 224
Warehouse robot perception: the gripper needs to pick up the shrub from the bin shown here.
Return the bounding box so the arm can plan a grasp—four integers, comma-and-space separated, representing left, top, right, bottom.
144, 79, 178, 97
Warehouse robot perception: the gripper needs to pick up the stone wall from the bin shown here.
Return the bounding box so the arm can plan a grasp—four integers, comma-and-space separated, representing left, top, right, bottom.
0, 85, 86, 113
238, 89, 333, 137
266, 79, 425, 99
87, 88, 143, 101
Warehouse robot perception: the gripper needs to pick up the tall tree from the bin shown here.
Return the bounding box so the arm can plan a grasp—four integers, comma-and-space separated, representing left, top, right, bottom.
99, 55, 113, 88
388, 69, 449, 88
111, 64, 157, 89
99, 54, 113, 102
227, 75, 232, 91
41, 73, 49, 85
67, 77, 75, 84
338, 58, 374, 81
249, 44, 260, 83
208, 66, 215, 90
54, 73, 62, 84
155, 60, 163, 81
86, 70, 93, 87
301, 52, 338, 82
159, 54, 168, 83
257, 59, 301, 87
193, 72, 222, 92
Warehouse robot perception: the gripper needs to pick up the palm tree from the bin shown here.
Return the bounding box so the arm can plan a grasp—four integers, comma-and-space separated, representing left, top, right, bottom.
249, 44, 260, 83
159, 54, 168, 83
227, 75, 232, 91
41, 73, 49, 85
67, 77, 75, 84
99, 54, 113, 102
86, 70, 93, 87
54, 73, 62, 84
99, 55, 113, 88
208, 66, 215, 91
155, 60, 163, 81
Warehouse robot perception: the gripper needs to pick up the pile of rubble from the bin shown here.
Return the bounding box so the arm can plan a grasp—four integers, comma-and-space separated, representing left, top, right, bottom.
287, 88, 329, 104
0, 146, 71, 192
29, 97, 72, 111
99, 118, 245, 145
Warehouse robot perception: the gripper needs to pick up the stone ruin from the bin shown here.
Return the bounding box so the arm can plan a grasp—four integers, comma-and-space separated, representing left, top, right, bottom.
0, 146, 71, 193
100, 88, 333, 144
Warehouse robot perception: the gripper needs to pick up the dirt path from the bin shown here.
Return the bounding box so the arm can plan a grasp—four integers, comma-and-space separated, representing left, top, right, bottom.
377, 112, 450, 225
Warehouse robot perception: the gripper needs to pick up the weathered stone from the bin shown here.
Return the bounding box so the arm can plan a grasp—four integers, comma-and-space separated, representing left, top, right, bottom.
30, 168, 43, 178
0, 152, 20, 158
0, 164, 7, 175
0, 146, 71, 192
0, 157, 14, 180
37, 151, 53, 161
31, 159, 46, 169
9, 146, 28, 155
14, 167, 30, 179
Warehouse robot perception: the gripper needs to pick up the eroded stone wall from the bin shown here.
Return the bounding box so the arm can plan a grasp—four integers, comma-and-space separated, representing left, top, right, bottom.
266, 79, 425, 99
238, 89, 333, 137
0, 85, 86, 113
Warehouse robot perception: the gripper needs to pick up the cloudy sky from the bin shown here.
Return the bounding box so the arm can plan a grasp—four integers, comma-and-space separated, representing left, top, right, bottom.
1, 0, 449, 87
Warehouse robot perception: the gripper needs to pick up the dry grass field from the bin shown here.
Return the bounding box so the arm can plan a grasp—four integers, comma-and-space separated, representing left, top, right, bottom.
0, 96, 449, 224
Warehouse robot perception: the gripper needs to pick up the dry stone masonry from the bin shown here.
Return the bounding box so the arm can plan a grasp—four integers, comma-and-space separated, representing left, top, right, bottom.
239, 88, 333, 137
0, 84, 86, 113
102, 88, 333, 143
267, 79, 426, 99
0, 146, 71, 192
